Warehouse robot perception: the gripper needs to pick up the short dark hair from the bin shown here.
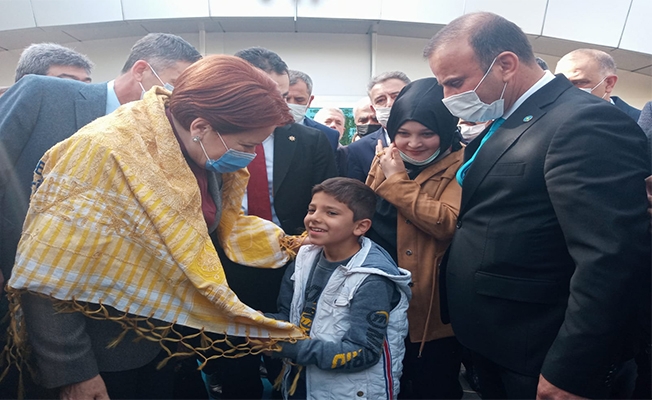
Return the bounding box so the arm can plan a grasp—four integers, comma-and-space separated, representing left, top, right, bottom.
289, 70, 313, 94
535, 57, 549, 71
15, 43, 93, 82
312, 177, 376, 221
234, 47, 288, 76
424, 12, 536, 70
121, 33, 201, 74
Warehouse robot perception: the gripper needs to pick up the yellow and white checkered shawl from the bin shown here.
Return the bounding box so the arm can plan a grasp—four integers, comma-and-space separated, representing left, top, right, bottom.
8, 88, 303, 340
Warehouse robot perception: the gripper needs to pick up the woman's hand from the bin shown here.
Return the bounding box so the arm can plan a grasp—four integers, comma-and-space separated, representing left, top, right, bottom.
375, 140, 405, 178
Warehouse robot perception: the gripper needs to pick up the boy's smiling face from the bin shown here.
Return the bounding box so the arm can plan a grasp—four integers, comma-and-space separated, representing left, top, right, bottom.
304, 191, 370, 261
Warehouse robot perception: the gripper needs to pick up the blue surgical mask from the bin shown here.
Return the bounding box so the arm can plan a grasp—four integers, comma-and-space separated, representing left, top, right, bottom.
194, 133, 256, 173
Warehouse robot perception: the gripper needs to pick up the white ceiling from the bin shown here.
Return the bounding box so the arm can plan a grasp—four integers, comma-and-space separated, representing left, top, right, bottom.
0, 0, 650, 75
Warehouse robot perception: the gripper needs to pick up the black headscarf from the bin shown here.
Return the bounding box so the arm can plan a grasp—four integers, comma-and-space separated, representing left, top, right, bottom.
386, 77, 460, 157
368, 78, 461, 262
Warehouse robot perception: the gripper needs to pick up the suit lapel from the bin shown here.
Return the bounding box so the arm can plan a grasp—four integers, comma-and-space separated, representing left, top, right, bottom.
459, 76, 570, 213
75, 83, 108, 130
273, 124, 297, 195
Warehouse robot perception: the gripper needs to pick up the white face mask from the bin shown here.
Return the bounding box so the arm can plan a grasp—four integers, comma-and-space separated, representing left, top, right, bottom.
442, 57, 507, 123
578, 76, 607, 94
287, 103, 308, 123
399, 148, 440, 166
375, 106, 392, 127
459, 123, 488, 141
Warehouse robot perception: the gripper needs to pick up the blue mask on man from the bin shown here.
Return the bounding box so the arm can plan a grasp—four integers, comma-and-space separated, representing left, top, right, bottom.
193, 133, 256, 174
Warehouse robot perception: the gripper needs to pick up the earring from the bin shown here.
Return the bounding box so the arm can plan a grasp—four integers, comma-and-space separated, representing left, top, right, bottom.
192, 136, 201, 142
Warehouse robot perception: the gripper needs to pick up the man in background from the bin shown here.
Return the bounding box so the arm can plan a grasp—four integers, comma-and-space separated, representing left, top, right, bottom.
352, 96, 380, 141
287, 69, 340, 151
555, 48, 641, 121
15, 42, 94, 83
314, 107, 346, 141
341, 71, 410, 182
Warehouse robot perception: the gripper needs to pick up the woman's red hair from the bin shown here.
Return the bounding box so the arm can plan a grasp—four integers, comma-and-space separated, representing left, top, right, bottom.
168, 55, 292, 133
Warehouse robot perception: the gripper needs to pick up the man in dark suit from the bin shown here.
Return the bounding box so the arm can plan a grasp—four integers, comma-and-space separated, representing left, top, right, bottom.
287, 69, 340, 152
0, 33, 201, 399
427, 12, 650, 399
203, 47, 337, 400
555, 48, 642, 121
340, 71, 410, 182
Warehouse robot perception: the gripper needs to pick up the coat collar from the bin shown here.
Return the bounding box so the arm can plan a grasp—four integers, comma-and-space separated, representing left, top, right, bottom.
75, 82, 107, 130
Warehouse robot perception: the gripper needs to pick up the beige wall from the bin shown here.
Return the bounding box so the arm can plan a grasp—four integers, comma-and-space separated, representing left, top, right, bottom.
1, 33, 650, 109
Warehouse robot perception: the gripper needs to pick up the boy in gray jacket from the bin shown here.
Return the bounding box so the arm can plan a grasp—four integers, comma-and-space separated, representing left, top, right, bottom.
267, 177, 411, 399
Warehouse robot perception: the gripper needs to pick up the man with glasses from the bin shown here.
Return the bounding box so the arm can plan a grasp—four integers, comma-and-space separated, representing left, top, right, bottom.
340, 71, 410, 182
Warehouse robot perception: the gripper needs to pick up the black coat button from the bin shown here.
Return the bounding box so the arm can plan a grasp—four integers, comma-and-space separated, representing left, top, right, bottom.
456, 220, 462, 229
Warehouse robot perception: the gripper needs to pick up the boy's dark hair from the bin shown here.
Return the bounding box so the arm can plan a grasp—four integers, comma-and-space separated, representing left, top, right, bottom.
312, 177, 376, 221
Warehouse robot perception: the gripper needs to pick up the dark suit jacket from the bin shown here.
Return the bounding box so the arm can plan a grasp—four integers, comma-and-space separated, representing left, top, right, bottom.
220, 123, 337, 313
612, 96, 642, 121
443, 75, 651, 398
303, 116, 339, 152
0, 75, 107, 279
339, 127, 387, 182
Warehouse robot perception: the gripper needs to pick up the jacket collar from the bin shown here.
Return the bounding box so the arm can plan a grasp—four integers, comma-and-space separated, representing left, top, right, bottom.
75, 82, 107, 130
271, 123, 298, 194
459, 75, 573, 214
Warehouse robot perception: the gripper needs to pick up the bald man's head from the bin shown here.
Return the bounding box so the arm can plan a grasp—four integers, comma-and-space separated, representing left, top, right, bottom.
555, 49, 618, 100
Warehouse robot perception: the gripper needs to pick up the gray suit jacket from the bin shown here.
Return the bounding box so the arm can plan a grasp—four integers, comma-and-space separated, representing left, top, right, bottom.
0, 75, 161, 388
0, 75, 106, 278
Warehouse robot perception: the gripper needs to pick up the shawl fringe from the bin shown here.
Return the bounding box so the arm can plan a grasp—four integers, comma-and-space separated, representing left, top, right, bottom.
1, 288, 299, 398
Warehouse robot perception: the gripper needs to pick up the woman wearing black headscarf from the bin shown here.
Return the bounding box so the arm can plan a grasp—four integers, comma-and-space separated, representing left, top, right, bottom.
366, 77, 463, 399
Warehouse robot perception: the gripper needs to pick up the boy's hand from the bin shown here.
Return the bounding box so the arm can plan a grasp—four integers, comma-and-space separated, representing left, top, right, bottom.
375, 140, 404, 178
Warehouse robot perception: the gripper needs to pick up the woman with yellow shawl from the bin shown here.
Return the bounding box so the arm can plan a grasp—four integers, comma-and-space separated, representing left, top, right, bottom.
6, 55, 305, 399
